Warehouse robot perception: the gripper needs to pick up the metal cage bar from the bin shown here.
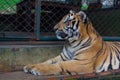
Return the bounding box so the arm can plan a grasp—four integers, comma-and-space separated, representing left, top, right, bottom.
35, 0, 41, 40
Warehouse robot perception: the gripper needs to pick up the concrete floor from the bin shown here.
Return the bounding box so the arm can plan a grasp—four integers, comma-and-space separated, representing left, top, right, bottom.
0, 71, 53, 80
0, 71, 37, 80
0, 71, 62, 80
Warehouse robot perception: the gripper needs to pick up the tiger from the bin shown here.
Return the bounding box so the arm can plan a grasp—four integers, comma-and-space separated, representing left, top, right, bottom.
23, 10, 120, 76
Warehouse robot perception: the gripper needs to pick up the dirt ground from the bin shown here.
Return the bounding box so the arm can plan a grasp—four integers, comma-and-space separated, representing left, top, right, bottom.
0, 71, 39, 80
0, 71, 57, 80
0, 71, 63, 80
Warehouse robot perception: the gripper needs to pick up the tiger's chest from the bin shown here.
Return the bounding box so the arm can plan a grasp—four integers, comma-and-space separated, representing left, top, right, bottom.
61, 46, 75, 60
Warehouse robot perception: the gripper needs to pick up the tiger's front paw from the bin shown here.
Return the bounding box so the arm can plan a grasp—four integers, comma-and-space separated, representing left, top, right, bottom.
24, 63, 61, 76
23, 64, 42, 76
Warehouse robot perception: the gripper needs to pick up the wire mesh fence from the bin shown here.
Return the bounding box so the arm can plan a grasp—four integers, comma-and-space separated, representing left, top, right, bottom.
41, 0, 120, 37
0, 0, 35, 39
0, 0, 119, 40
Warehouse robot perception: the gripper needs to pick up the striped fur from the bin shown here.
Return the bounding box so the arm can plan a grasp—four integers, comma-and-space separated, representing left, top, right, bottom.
24, 10, 120, 76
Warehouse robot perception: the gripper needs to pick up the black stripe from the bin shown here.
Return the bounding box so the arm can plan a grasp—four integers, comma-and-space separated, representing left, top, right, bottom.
72, 21, 75, 26
65, 47, 74, 59
74, 58, 88, 61
114, 42, 120, 47
86, 22, 90, 36
108, 50, 112, 70
70, 40, 77, 44
113, 45, 120, 61
62, 52, 69, 60
62, 47, 70, 60
60, 54, 66, 61
59, 64, 65, 75
99, 47, 107, 70
74, 38, 91, 55
81, 38, 91, 47
76, 21, 79, 29
74, 20, 79, 31
111, 45, 120, 69
72, 39, 82, 48
74, 58, 80, 61
99, 56, 107, 70
66, 20, 80, 39
66, 70, 72, 75
112, 43, 120, 54
84, 17, 88, 24
93, 41, 104, 58
85, 21, 99, 37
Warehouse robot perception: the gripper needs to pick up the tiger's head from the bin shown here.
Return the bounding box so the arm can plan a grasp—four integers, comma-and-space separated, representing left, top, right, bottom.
54, 10, 99, 41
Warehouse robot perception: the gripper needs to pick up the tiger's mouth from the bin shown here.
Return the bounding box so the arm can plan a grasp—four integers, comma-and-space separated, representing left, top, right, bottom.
55, 30, 68, 40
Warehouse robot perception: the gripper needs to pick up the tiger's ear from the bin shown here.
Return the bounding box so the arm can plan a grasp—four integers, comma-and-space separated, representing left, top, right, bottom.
78, 11, 87, 23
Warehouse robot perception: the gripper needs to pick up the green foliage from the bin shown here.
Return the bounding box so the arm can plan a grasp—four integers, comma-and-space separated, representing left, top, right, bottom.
0, 0, 23, 13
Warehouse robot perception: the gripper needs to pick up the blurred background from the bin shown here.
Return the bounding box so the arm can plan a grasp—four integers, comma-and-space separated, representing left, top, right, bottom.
0, 0, 119, 41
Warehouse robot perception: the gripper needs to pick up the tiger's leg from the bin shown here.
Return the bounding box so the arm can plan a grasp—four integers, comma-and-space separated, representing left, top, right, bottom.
24, 60, 94, 76
23, 55, 63, 74
42, 55, 63, 64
